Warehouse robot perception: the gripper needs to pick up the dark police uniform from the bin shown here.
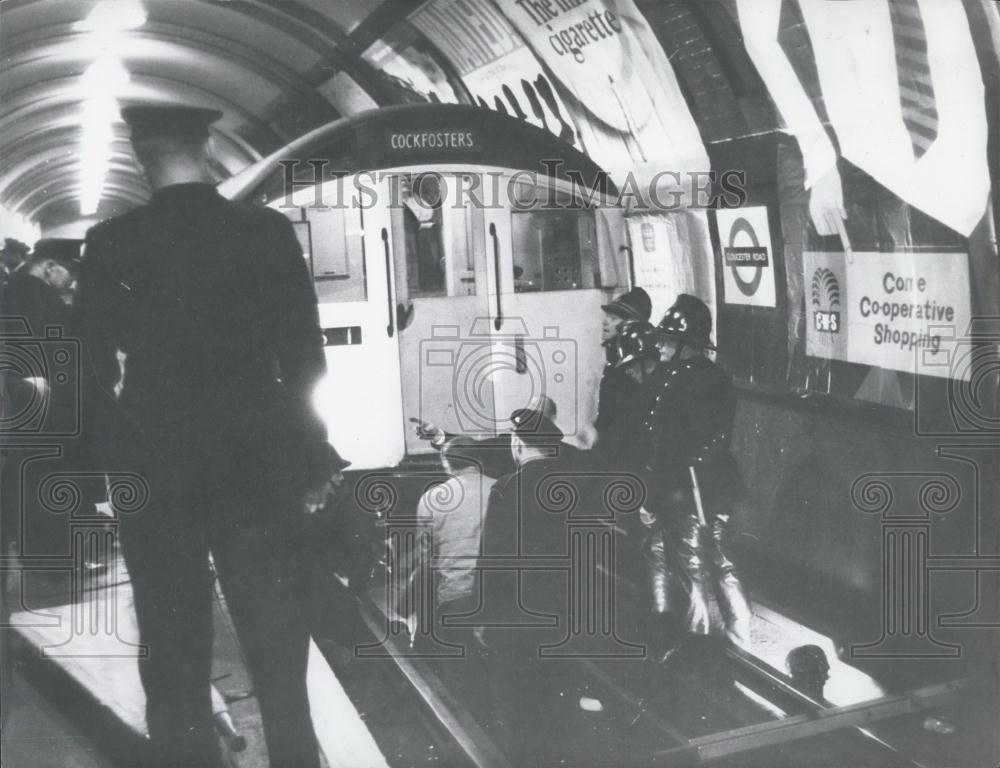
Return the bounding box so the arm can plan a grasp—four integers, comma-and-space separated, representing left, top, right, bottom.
643, 354, 751, 645
76, 146, 330, 766
593, 287, 652, 472
3, 267, 71, 335
594, 347, 641, 466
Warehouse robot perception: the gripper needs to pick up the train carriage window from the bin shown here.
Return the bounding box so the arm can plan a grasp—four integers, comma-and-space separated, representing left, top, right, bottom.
510, 208, 598, 293
392, 174, 477, 299
303, 206, 367, 303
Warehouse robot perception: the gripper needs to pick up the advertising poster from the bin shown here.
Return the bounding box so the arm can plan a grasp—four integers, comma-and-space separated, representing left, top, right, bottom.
803, 251, 972, 379
495, 0, 710, 198
628, 211, 717, 323
409, 0, 581, 148
716, 206, 777, 307
738, 0, 989, 236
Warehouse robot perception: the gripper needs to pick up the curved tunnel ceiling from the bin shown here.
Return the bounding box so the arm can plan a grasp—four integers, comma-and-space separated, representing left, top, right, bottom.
1, 0, 774, 235
0, 0, 402, 231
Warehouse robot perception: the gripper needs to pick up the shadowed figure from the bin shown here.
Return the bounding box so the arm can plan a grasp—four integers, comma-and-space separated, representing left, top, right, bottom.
75, 103, 333, 768
786, 644, 830, 701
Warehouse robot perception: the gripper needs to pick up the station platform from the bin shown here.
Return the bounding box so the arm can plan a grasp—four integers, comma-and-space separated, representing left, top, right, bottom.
1, 665, 111, 768
1, 543, 388, 768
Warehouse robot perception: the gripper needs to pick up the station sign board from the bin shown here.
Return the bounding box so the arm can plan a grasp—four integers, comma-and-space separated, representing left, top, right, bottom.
717, 206, 777, 307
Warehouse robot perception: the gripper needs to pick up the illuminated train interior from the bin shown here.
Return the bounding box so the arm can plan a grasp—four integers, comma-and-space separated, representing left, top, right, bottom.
1, 1, 998, 767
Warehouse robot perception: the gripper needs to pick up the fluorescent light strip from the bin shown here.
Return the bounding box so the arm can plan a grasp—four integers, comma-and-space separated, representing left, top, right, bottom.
77, 2, 145, 216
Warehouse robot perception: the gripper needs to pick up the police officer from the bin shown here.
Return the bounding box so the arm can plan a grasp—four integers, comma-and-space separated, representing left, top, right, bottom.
305, 446, 380, 663
2, 251, 81, 566
610, 320, 680, 656
304, 444, 362, 590
610, 319, 662, 475
643, 294, 752, 648
75, 104, 332, 768
0, 237, 30, 293
593, 287, 652, 471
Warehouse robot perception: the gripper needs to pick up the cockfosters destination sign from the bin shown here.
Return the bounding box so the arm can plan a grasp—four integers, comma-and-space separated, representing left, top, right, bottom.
803, 251, 971, 380
388, 131, 478, 152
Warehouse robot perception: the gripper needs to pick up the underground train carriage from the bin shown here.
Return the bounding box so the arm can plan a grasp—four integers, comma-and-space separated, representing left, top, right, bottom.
220, 103, 628, 471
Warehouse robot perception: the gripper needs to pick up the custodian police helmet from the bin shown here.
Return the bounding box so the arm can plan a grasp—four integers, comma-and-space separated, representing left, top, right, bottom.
613, 320, 659, 368
656, 294, 716, 350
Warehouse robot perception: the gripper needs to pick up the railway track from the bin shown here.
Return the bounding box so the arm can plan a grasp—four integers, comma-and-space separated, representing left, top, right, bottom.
312, 587, 970, 768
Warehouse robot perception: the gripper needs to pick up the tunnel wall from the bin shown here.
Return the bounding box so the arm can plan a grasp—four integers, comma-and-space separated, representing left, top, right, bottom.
730, 389, 1000, 669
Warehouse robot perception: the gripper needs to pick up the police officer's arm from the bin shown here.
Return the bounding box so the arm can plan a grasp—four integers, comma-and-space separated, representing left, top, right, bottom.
266, 213, 331, 484
592, 369, 614, 447
76, 226, 126, 394
75, 226, 129, 464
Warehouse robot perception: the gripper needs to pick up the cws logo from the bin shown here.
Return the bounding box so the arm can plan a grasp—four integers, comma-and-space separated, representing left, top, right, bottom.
811, 267, 841, 333
803, 253, 849, 362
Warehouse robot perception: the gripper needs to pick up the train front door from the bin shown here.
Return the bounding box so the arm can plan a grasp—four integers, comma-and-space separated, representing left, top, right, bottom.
390, 170, 629, 455
276, 179, 406, 469
387, 172, 499, 456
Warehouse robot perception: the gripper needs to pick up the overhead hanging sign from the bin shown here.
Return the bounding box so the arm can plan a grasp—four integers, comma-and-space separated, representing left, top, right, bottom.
803, 251, 971, 379
717, 207, 777, 307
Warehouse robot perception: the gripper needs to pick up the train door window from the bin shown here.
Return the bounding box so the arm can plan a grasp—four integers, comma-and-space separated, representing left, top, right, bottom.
392, 174, 477, 299
302, 206, 367, 303
510, 207, 598, 292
